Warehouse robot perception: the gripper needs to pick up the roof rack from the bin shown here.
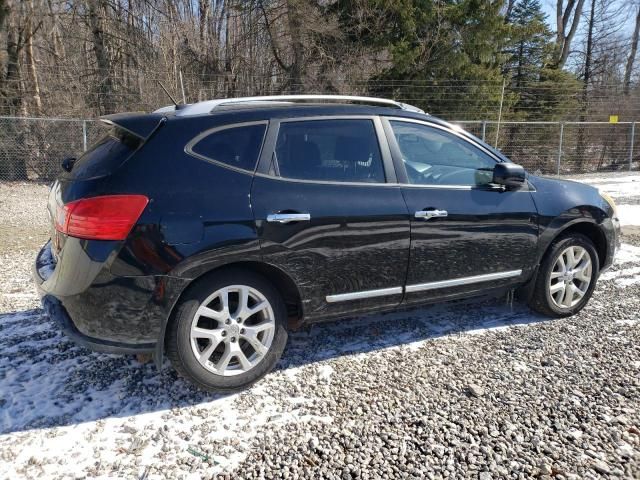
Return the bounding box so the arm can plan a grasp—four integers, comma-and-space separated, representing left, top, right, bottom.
154, 95, 425, 116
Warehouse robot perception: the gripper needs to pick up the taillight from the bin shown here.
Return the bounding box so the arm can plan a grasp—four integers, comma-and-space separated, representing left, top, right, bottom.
55, 195, 149, 241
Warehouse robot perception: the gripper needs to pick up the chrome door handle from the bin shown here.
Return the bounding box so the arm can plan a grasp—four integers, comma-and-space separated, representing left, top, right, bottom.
415, 209, 448, 220
266, 213, 311, 224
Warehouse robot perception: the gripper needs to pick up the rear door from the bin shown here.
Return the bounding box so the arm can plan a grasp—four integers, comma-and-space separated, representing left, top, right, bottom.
251, 116, 410, 321
382, 118, 539, 304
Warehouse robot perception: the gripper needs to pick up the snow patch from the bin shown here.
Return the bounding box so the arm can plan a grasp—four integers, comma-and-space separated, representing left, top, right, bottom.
616, 204, 640, 227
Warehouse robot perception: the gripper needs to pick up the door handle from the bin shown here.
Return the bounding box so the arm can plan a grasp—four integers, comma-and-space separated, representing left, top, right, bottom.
415, 209, 448, 220
266, 213, 311, 224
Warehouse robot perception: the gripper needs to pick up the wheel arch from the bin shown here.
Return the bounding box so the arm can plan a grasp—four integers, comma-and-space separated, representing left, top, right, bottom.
542, 220, 608, 269
155, 260, 304, 367
518, 219, 607, 304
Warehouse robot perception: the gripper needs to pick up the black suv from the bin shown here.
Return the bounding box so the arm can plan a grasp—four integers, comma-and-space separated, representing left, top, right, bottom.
34, 95, 620, 391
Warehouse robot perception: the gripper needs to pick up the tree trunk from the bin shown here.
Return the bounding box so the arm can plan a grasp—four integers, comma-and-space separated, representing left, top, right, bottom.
576, 0, 596, 171
286, 0, 304, 93
86, 0, 116, 114
623, 6, 640, 95
553, 0, 586, 69
25, 0, 42, 116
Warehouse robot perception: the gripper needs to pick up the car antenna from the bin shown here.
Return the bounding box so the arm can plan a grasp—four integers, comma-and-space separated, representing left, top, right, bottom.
158, 81, 179, 106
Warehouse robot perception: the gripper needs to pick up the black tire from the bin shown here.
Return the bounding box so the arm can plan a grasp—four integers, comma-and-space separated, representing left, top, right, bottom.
166, 268, 288, 392
528, 233, 599, 318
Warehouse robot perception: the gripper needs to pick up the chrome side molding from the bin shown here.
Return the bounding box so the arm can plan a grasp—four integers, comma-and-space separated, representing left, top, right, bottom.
326, 270, 522, 302
405, 269, 522, 293
326, 286, 403, 303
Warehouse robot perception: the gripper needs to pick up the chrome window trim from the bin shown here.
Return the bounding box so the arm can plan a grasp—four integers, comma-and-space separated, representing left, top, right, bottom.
253, 171, 402, 188
184, 120, 269, 175
384, 116, 504, 164
405, 269, 523, 293
326, 286, 403, 303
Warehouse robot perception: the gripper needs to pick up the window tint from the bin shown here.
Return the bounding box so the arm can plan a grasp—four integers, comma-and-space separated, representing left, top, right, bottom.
65, 126, 141, 180
389, 121, 496, 186
275, 120, 385, 183
191, 123, 266, 171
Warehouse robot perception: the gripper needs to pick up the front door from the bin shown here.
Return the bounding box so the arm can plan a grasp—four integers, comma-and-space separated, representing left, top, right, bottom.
251, 117, 410, 320
383, 118, 539, 304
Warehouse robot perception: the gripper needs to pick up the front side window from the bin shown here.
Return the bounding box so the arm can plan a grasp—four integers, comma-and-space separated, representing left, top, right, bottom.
190, 123, 266, 171
274, 119, 385, 183
389, 121, 496, 186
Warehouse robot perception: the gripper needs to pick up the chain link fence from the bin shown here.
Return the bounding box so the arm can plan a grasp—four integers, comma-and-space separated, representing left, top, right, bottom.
456, 121, 637, 175
0, 116, 637, 182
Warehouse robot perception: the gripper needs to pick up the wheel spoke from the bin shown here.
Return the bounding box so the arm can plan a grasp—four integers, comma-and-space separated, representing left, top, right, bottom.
199, 341, 218, 363
216, 344, 233, 372
575, 264, 592, 282
196, 306, 225, 321
246, 301, 268, 319
556, 255, 566, 272
244, 321, 274, 335
573, 282, 587, 299
235, 286, 249, 318
236, 349, 253, 371
566, 248, 577, 268
218, 288, 230, 315
561, 283, 575, 307
243, 333, 268, 356
191, 326, 224, 341
550, 271, 563, 279
573, 248, 585, 266
549, 281, 565, 294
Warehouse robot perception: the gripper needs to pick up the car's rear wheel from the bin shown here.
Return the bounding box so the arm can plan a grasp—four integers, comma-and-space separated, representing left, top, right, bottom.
166, 269, 288, 391
528, 233, 599, 318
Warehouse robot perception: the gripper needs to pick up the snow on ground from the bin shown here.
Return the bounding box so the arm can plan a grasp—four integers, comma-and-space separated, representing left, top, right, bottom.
1, 177, 640, 479
569, 172, 640, 227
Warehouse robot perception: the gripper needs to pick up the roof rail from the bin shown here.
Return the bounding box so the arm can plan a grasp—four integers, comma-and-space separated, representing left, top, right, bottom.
154, 95, 425, 116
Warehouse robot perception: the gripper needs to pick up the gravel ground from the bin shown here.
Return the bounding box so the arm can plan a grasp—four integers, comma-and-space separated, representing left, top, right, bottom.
0, 175, 639, 479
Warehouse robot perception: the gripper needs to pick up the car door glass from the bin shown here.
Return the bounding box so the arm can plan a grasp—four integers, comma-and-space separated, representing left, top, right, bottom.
190, 123, 267, 171
389, 121, 496, 186
275, 119, 385, 183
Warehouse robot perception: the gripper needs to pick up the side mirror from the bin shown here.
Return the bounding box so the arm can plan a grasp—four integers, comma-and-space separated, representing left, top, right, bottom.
493, 162, 525, 188
61, 157, 76, 172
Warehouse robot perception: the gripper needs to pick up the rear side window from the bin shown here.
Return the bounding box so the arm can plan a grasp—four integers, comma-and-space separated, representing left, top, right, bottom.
274, 120, 385, 183
66, 126, 140, 180
189, 123, 266, 171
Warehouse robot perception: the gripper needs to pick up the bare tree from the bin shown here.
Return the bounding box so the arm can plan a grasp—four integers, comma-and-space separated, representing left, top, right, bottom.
624, 4, 640, 95
553, 0, 586, 68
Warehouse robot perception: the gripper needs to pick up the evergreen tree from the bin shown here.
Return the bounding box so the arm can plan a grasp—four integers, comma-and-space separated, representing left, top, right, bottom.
504, 0, 552, 88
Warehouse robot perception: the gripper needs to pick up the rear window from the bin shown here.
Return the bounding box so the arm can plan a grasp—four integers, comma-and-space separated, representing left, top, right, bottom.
189, 123, 267, 172
65, 126, 141, 180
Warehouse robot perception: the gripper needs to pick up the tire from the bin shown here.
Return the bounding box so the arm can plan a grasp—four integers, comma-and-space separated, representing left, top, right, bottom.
528, 233, 599, 318
166, 268, 288, 392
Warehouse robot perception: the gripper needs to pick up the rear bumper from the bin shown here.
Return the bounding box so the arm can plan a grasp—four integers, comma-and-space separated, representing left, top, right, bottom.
34, 240, 158, 354
40, 294, 154, 354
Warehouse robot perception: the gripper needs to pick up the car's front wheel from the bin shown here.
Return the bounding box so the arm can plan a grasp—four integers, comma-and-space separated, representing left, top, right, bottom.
166, 269, 288, 391
528, 233, 600, 318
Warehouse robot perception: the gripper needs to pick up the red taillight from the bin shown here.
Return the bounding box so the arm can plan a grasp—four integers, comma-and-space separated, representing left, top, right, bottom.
55, 195, 149, 241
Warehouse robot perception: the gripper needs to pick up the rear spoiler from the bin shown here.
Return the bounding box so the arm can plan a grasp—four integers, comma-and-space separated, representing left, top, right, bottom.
100, 112, 166, 141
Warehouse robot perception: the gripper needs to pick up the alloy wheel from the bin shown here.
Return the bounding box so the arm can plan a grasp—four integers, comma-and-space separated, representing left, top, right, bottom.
548, 245, 593, 309
189, 285, 276, 376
